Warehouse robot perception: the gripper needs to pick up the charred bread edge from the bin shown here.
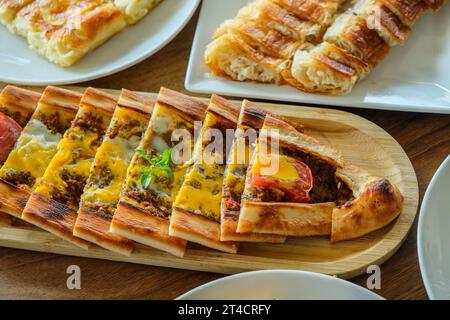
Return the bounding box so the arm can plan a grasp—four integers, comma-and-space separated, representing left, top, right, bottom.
237, 201, 335, 236
170, 207, 238, 254
110, 201, 187, 258
158, 87, 208, 122
74, 205, 134, 256
22, 192, 91, 250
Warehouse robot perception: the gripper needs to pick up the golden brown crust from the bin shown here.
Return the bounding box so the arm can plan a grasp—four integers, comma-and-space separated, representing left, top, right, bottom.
325, 13, 390, 67
22, 192, 91, 250
258, 0, 322, 42
0, 85, 40, 127
261, 114, 344, 168
169, 208, 238, 254
110, 202, 187, 258
158, 87, 208, 122
205, 33, 286, 84
80, 87, 118, 115
331, 165, 404, 243
221, 18, 300, 59
272, 0, 339, 26
220, 100, 291, 243
237, 201, 334, 236
117, 89, 155, 115
209, 94, 242, 125
343, 19, 390, 67
39, 86, 83, 113
73, 206, 134, 256
221, 208, 287, 242
0, 179, 30, 218
376, 3, 412, 44
383, 0, 428, 25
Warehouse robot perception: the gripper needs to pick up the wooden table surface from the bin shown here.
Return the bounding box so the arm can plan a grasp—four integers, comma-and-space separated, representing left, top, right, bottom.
1, 11, 449, 300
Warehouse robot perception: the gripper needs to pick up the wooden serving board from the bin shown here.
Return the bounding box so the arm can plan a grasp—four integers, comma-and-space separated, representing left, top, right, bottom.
0, 86, 419, 279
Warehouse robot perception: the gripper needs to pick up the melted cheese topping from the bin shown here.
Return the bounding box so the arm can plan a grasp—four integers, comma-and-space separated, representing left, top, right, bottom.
81, 107, 148, 210
251, 152, 300, 181
35, 114, 108, 203
223, 138, 250, 206
123, 102, 195, 214
0, 119, 62, 190
174, 112, 230, 222
174, 162, 224, 221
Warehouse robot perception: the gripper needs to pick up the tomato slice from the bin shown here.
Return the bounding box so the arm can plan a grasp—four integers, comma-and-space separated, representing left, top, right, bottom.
0, 112, 22, 164
250, 155, 313, 203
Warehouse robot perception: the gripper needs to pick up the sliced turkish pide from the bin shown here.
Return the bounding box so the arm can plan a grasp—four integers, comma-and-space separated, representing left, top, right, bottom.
73, 89, 154, 256
237, 114, 345, 236
324, 11, 390, 67
22, 88, 116, 249
0, 85, 41, 128
110, 88, 208, 257
170, 95, 241, 254
0, 86, 81, 219
331, 165, 404, 242
284, 41, 369, 95
221, 100, 297, 243
0, 85, 40, 224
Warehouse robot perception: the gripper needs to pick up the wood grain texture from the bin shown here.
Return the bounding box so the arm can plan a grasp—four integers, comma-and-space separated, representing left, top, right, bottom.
0, 89, 419, 279
0, 11, 448, 300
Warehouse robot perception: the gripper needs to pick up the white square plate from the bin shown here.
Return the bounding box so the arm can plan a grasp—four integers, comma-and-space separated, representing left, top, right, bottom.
186, 0, 450, 114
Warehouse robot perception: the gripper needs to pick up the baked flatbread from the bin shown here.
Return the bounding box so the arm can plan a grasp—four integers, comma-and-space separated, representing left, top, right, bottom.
0, 86, 81, 219
331, 165, 404, 242
221, 99, 304, 243
0, 85, 41, 127
22, 88, 116, 249
170, 95, 241, 253
237, 113, 344, 236
73, 89, 154, 256
110, 87, 208, 257
0, 85, 41, 225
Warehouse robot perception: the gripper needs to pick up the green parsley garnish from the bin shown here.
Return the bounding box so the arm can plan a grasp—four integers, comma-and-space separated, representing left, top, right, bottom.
138, 148, 174, 189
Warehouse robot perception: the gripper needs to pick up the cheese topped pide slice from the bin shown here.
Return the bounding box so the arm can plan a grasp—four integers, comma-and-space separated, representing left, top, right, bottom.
22, 87, 116, 249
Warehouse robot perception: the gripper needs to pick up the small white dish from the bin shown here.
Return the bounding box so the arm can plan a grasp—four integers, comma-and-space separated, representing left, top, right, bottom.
418, 155, 450, 300
186, 0, 450, 114
0, 0, 200, 86
177, 270, 383, 300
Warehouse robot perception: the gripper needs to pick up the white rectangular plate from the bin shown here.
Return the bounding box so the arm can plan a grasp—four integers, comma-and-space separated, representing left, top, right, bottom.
186, 0, 450, 114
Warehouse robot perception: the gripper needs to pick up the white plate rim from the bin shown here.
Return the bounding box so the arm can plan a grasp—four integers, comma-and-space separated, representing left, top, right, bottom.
185, 0, 450, 114
418, 155, 450, 300
0, 0, 201, 86
176, 269, 384, 300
